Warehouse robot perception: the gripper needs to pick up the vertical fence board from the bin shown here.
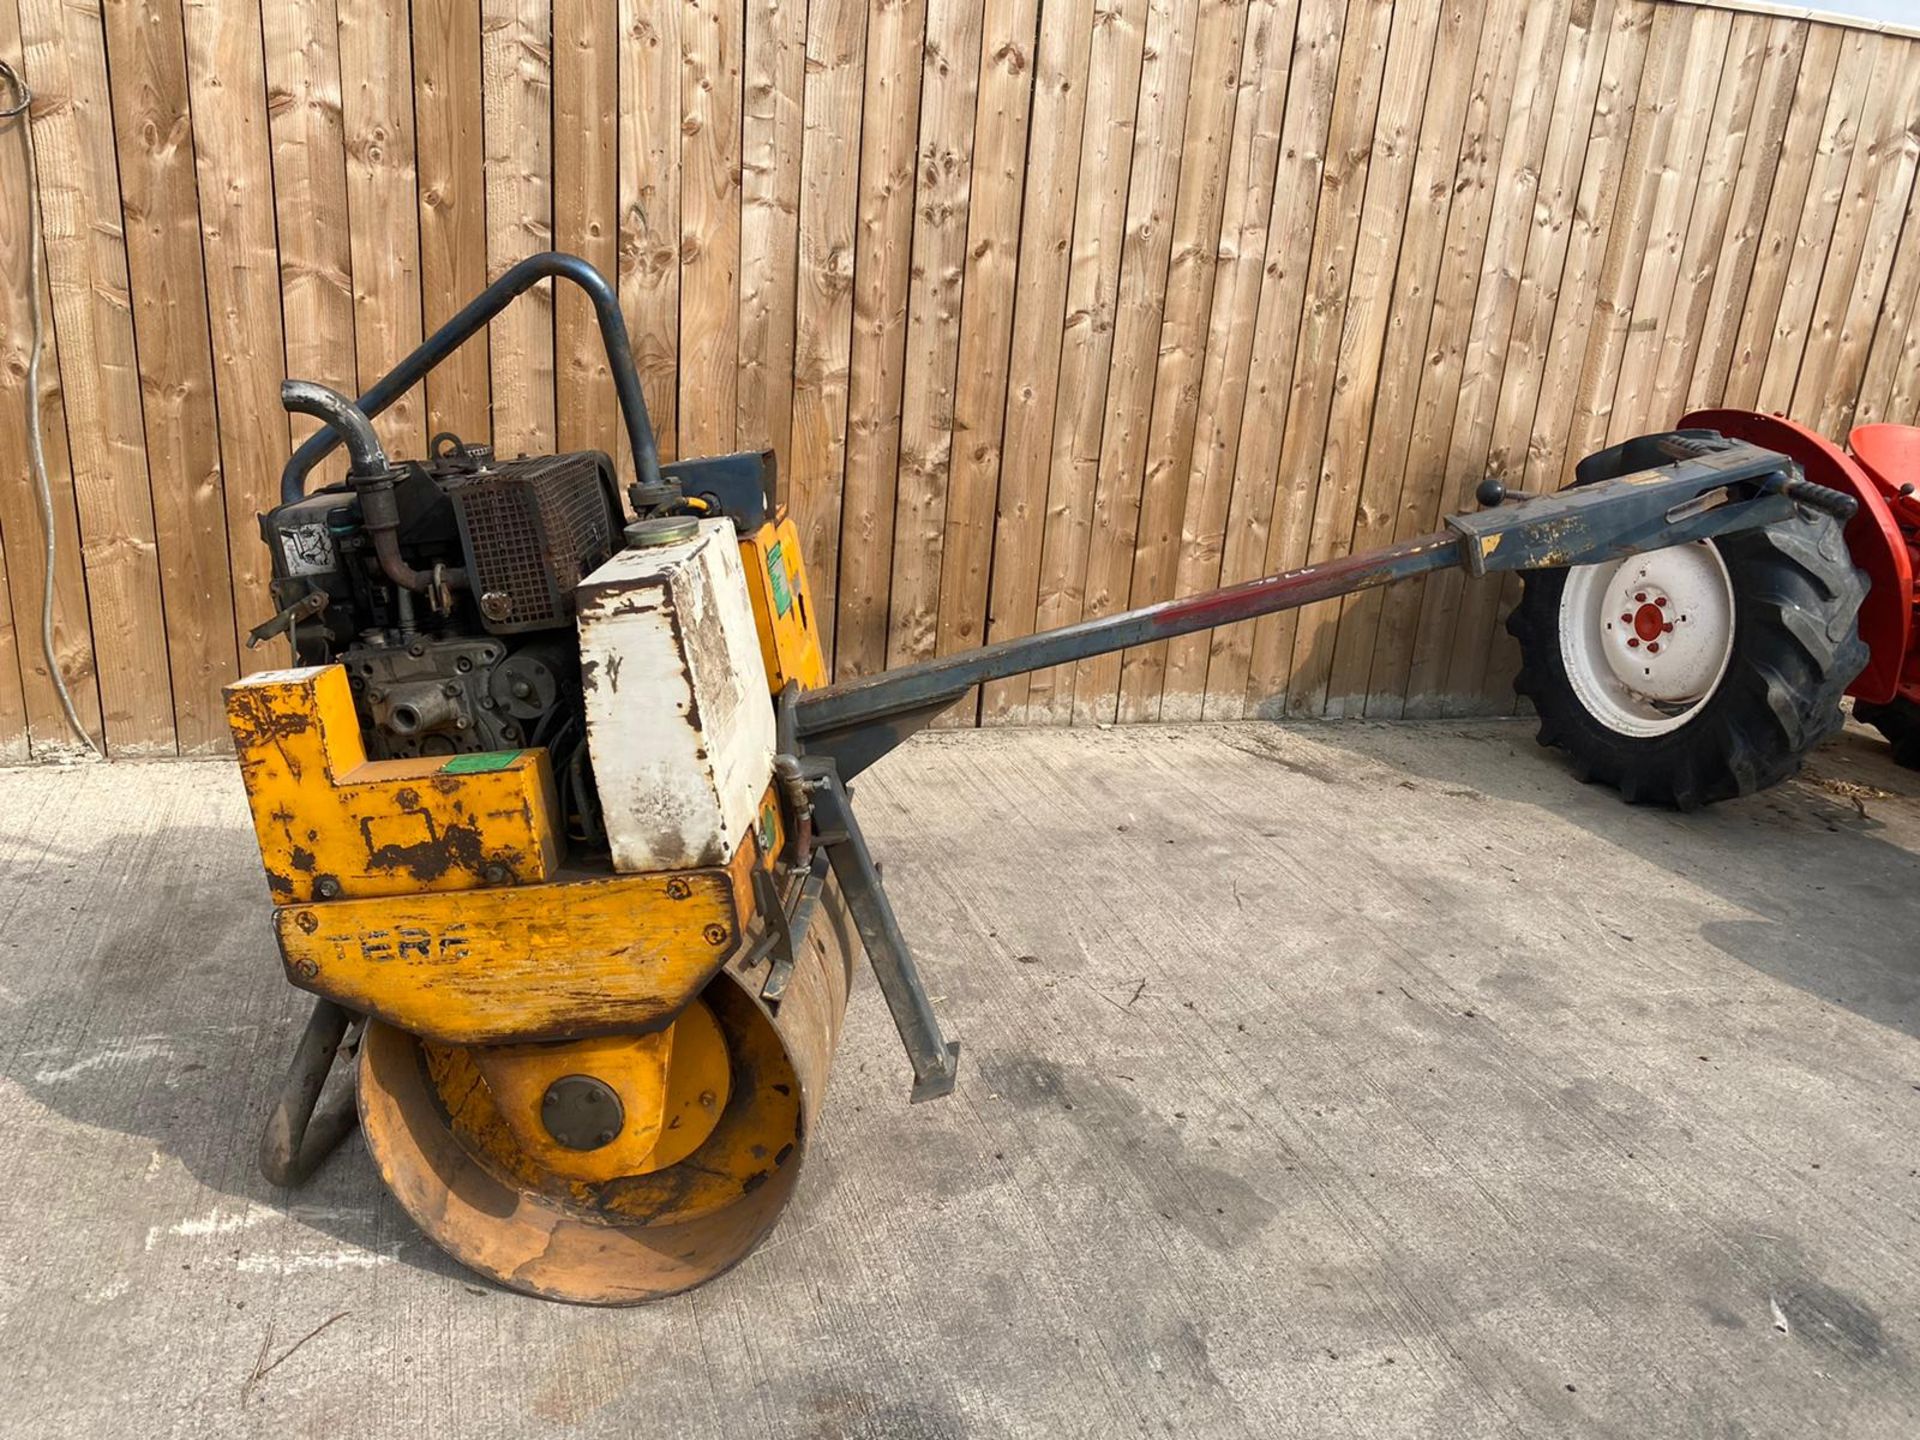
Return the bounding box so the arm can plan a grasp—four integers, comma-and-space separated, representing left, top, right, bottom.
930, 0, 1041, 719
183, 0, 291, 673
1068, 0, 1210, 724
979, 0, 1096, 723
1854, 91, 1920, 427
887, 0, 986, 670
678, 0, 742, 456
836, 0, 928, 679
1683, 16, 1807, 410
1241, 0, 1395, 715
786, 0, 865, 658
0, 535, 24, 761
0, 0, 102, 754
1515, 0, 1655, 501
1138, 0, 1305, 723
1792, 38, 1920, 437
105, 0, 237, 750
739, 0, 806, 454
415, 0, 493, 445
1197, 0, 1345, 720
617, 0, 680, 468
1403, 0, 1579, 716
1599, 7, 1738, 449
1359, 0, 1529, 718
1454, 0, 1626, 709
1751, 27, 1878, 413
1319, 0, 1489, 716
555, 0, 619, 457
265, 0, 357, 492
1644, 14, 1777, 422
1271, 0, 1436, 718
341, 0, 428, 460
1111, 0, 1254, 723
17, 0, 175, 754
1719, 21, 1843, 409
482, 0, 555, 456
1021, 0, 1150, 724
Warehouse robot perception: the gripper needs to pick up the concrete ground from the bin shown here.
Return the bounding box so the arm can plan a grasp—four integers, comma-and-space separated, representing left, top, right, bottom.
1, 717, 1917, 1438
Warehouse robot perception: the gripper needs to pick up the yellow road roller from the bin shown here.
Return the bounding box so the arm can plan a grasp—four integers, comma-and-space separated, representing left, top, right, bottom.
232, 254, 1864, 1303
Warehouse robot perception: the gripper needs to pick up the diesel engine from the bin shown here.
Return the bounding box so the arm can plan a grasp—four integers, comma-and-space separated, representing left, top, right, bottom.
259, 425, 622, 821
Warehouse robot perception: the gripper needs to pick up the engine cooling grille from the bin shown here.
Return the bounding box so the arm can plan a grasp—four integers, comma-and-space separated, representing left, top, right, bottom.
443, 452, 618, 634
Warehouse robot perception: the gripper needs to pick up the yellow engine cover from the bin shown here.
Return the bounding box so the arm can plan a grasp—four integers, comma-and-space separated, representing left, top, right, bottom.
225, 664, 561, 902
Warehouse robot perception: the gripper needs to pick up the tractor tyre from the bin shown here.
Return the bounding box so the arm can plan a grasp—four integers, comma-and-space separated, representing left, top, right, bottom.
1508, 508, 1868, 810
1852, 696, 1920, 770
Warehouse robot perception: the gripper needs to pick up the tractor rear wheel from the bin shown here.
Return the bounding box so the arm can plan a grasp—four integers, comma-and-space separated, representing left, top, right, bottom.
1508, 510, 1868, 809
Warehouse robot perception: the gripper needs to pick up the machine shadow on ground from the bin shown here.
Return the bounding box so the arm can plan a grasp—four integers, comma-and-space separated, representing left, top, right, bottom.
0, 822, 476, 1286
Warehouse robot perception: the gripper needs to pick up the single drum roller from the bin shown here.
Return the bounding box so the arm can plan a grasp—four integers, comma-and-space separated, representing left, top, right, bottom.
232, 255, 1867, 1303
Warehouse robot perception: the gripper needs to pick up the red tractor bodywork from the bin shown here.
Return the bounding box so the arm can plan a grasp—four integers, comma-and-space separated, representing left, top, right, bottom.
1684, 409, 1919, 712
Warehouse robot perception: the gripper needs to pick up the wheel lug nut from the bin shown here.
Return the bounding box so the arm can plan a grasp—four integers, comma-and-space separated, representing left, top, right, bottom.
1647, 642, 1660, 654
1620, 613, 1633, 623
1655, 596, 1667, 607
1662, 622, 1673, 633
1627, 638, 1640, 649
1635, 592, 1647, 602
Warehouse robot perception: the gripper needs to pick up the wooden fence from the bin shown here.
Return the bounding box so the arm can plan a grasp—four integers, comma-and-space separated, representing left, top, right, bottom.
1, 0, 1917, 760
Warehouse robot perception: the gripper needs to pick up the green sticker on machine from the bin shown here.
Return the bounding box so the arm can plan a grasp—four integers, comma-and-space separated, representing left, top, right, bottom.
441, 750, 523, 774
766, 541, 795, 618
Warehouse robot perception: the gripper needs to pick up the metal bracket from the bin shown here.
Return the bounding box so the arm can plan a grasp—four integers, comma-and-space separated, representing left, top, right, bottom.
247, 588, 329, 649
801, 758, 960, 1102
747, 853, 831, 1008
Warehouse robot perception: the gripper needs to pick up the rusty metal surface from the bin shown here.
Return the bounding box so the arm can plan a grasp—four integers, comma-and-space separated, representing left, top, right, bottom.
355, 874, 856, 1304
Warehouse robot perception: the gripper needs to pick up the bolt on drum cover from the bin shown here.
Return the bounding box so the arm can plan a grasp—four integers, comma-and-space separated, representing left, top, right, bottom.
357, 875, 855, 1304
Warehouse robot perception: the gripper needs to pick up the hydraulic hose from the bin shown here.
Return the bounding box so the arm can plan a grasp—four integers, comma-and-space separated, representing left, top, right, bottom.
3, 58, 97, 755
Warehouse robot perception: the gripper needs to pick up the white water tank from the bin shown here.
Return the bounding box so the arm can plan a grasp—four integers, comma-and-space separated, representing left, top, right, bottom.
576, 518, 775, 873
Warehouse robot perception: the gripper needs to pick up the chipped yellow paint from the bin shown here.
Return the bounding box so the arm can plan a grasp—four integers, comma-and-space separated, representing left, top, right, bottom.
1480, 533, 1501, 558
738, 513, 827, 693
468, 1000, 733, 1183
273, 820, 769, 1045
225, 665, 560, 902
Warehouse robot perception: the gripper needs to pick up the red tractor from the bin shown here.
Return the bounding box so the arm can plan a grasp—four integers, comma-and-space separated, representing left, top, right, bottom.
1686, 412, 1920, 770
1504, 410, 1920, 804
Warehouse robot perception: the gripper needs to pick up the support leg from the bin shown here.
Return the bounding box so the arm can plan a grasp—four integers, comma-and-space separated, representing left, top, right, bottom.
808, 769, 960, 1102
259, 997, 362, 1187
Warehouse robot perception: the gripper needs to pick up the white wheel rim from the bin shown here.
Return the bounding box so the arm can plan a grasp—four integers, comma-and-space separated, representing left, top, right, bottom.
1556, 542, 1736, 738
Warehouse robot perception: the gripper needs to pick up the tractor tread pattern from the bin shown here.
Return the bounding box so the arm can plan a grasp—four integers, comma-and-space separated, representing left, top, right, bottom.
1508, 510, 1868, 810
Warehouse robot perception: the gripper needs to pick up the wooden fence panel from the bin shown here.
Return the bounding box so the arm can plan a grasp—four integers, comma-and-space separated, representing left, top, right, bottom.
184, 0, 291, 676
17, 0, 174, 756
482, 0, 556, 456
4, 0, 1918, 759
786, 0, 865, 659
265, 0, 358, 493
341, 0, 428, 462
0, 0, 100, 755
554, 0, 620, 458
416, 0, 494, 446
930, 0, 1041, 723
